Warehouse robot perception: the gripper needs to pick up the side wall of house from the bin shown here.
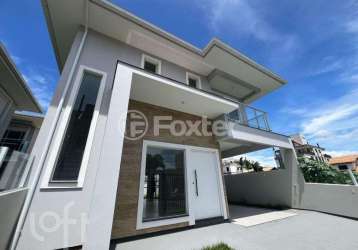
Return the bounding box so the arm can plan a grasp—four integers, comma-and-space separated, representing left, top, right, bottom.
111, 100, 226, 239
0, 188, 28, 250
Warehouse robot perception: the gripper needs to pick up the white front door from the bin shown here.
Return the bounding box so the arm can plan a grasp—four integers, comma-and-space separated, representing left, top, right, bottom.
189, 149, 222, 220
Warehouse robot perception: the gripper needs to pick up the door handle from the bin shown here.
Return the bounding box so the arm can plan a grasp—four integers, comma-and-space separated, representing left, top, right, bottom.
194, 169, 199, 196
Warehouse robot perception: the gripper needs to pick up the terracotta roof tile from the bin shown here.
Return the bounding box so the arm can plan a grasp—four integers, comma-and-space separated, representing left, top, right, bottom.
329, 154, 358, 165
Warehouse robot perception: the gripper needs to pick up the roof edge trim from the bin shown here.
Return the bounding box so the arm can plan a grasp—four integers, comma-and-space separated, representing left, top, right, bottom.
44, 0, 287, 84
0, 43, 43, 113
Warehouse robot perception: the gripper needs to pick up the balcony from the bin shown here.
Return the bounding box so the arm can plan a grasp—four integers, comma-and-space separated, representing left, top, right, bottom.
116, 61, 239, 119
0, 139, 31, 192
216, 105, 291, 158
225, 104, 271, 132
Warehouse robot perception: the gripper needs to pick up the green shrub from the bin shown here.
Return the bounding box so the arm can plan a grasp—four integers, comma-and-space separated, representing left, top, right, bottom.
201, 243, 234, 250
298, 157, 358, 185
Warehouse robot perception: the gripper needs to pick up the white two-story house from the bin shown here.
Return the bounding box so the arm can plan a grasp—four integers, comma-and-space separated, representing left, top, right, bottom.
11, 1, 299, 249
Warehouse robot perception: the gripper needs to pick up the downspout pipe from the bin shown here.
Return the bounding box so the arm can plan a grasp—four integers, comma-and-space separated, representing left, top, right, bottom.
10, 1, 90, 249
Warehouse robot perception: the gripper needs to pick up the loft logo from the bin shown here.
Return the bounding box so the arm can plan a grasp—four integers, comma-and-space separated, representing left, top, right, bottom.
29, 201, 88, 245
123, 110, 148, 140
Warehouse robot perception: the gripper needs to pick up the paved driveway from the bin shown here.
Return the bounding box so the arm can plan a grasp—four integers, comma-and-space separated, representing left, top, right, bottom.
114, 205, 358, 250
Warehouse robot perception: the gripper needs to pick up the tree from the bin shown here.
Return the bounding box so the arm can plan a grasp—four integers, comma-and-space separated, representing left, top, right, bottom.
243, 158, 252, 170
298, 157, 358, 185
252, 161, 263, 172
239, 157, 244, 167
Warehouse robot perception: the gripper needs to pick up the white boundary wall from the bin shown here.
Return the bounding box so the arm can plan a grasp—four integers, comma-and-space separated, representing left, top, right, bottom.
296, 170, 358, 219
0, 188, 27, 250
225, 170, 292, 208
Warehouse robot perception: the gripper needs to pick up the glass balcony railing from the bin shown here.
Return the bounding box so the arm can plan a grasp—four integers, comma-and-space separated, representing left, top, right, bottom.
225, 104, 271, 132
0, 140, 32, 192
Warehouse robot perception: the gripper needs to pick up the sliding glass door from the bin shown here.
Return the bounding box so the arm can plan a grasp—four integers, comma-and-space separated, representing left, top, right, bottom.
142, 147, 187, 221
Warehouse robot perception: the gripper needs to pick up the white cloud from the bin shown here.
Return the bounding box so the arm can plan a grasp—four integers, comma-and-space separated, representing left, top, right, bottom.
346, 18, 358, 33
344, 74, 358, 82
195, 0, 302, 67
326, 150, 358, 157
302, 104, 358, 135
339, 4, 358, 82
10, 54, 23, 65
206, 0, 277, 42
195, 0, 300, 56
280, 107, 308, 116
309, 58, 344, 76
0, 43, 56, 110
22, 70, 54, 109
296, 88, 358, 152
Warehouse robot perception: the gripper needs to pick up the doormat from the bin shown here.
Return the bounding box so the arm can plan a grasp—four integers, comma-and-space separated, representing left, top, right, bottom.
231, 210, 297, 227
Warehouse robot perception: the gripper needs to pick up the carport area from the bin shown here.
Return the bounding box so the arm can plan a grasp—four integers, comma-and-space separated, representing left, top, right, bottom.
113, 205, 358, 250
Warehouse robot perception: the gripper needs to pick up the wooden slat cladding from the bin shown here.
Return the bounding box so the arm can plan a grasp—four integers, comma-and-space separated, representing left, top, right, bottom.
111, 100, 227, 239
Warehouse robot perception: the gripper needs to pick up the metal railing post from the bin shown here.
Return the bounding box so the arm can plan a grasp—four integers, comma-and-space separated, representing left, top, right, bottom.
264, 113, 271, 131
238, 103, 248, 125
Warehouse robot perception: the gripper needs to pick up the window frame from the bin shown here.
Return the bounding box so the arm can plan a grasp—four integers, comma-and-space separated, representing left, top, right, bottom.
41, 65, 107, 189
142, 146, 188, 222
186, 72, 202, 89
136, 140, 191, 229
141, 54, 162, 74
1, 126, 31, 152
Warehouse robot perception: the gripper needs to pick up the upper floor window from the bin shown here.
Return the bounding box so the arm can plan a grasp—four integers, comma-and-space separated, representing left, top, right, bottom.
186, 72, 201, 89
141, 54, 161, 74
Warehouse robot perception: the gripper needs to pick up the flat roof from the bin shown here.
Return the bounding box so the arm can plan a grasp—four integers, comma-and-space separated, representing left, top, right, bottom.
42, 0, 287, 103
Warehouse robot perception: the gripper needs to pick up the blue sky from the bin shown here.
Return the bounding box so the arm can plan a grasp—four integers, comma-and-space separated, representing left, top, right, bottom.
1, 0, 358, 162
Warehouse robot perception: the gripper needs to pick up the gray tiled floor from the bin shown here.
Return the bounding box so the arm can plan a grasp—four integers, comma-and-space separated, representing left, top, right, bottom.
114, 205, 358, 250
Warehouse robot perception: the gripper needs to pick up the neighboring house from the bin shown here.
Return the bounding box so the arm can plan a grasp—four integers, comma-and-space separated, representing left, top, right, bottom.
0, 44, 43, 192
0, 43, 42, 138
11, 1, 298, 249
291, 134, 331, 163
0, 112, 44, 192
223, 161, 239, 174
1, 111, 44, 154
329, 154, 358, 172
223, 158, 276, 174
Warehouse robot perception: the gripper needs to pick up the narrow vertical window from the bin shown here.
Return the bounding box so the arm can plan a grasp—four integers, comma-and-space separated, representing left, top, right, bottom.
51, 72, 102, 182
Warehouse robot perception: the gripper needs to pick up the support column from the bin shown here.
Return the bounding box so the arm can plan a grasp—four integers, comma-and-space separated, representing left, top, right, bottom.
281, 143, 300, 208
83, 64, 133, 250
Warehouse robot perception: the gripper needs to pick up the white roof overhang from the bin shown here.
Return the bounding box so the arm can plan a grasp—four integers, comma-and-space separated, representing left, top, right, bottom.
42, 0, 287, 104
128, 64, 238, 119
0, 44, 42, 113
13, 111, 44, 128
